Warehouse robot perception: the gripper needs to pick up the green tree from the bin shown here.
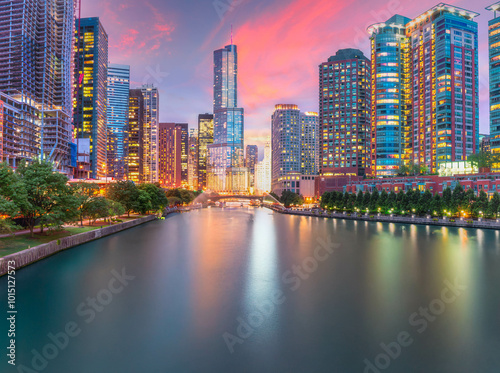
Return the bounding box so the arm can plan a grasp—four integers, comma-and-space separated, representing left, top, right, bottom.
488, 192, 500, 218
280, 190, 304, 208
0, 163, 26, 234
106, 181, 140, 216
138, 183, 168, 212
378, 190, 389, 212
442, 187, 453, 214
418, 190, 433, 215
430, 194, 443, 216
451, 183, 464, 215
471, 190, 488, 218
17, 161, 76, 236
362, 191, 371, 211
71, 182, 100, 226
369, 189, 379, 212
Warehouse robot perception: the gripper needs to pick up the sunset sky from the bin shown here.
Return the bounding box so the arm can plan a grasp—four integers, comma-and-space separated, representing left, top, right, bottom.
84, 0, 493, 154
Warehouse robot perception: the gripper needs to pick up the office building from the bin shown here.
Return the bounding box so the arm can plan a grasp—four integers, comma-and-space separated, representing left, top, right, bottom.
197, 113, 214, 189
74, 17, 108, 179
245, 144, 258, 187
0, 0, 75, 173
319, 49, 371, 177
107, 64, 130, 180
141, 85, 159, 183
127, 89, 144, 183
158, 123, 187, 188
188, 129, 199, 190
255, 137, 271, 194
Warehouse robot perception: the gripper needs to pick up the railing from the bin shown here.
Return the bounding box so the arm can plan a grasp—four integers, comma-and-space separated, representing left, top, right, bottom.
263, 205, 500, 230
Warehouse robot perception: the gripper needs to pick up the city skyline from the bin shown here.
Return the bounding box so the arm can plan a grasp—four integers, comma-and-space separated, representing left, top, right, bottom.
82, 0, 495, 151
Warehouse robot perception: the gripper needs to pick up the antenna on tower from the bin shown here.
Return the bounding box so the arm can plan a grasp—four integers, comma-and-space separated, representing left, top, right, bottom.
231, 24, 233, 44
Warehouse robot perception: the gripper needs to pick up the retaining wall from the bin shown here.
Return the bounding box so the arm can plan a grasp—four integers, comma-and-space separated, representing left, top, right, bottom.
0, 215, 157, 276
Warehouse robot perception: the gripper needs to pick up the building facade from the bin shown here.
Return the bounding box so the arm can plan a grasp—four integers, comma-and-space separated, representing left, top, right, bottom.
255, 137, 271, 194
207, 44, 246, 192
488, 2, 500, 157
271, 104, 318, 195
368, 6, 479, 176
319, 49, 371, 177
107, 64, 130, 180
74, 17, 108, 179
0, 0, 75, 173
127, 89, 144, 183
245, 144, 258, 187
188, 128, 198, 190
197, 113, 214, 190
158, 123, 185, 188
368, 15, 412, 177
141, 85, 159, 183
407, 5, 479, 171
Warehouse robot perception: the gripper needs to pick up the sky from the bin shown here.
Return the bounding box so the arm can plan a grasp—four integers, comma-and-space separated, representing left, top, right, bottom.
83, 0, 495, 155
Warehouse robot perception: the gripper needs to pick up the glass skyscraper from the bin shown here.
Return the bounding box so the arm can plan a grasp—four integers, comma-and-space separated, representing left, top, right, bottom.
74, 17, 109, 179
487, 2, 500, 159
207, 44, 245, 192
368, 15, 411, 177
141, 85, 159, 183
107, 64, 130, 180
127, 89, 144, 183
368, 6, 479, 176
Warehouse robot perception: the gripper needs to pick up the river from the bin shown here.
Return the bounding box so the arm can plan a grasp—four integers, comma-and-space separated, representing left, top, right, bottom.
1, 207, 500, 372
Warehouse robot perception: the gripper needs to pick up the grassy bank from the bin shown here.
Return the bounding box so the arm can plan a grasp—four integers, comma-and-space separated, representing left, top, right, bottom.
0, 215, 146, 257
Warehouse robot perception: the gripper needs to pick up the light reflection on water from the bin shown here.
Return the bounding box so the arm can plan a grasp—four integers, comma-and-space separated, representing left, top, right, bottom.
0, 207, 499, 373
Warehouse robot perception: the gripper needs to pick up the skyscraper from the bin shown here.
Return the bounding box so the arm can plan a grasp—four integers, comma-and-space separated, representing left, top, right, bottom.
74, 17, 108, 179
368, 6, 479, 176
141, 85, 159, 183
188, 128, 199, 190
0, 0, 75, 172
487, 2, 500, 158
158, 123, 187, 188
368, 15, 411, 177
319, 49, 371, 177
107, 64, 130, 180
271, 105, 318, 194
197, 113, 214, 190
207, 44, 246, 192
408, 5, 479, 171
127, 89, 144, 183
245, 144, 258, 187
255, 137, 272, 194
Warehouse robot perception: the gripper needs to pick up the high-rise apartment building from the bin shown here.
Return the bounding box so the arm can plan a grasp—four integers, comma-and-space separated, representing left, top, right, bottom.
197, 113, 214, 190
408, 5, 479, 171
319, 49, 371, 177
487, 3, 500, 157
107, 64, 130, 180
271, 104, 318, 194
158, 123, 187, 188
74, 17, 108, 179
141, 85, 159, 183
208, 44, 246, 192
368, 15, 412, 177
0, 0, 75, 172
127, 89, 144, 183
368, 6, 479, 176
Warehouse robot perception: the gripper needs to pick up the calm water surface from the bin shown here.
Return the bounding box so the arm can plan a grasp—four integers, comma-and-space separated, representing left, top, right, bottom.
1, 207, 500, 372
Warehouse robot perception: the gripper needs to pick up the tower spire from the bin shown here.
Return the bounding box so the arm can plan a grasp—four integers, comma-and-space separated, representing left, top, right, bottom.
231, 24, 233, 44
